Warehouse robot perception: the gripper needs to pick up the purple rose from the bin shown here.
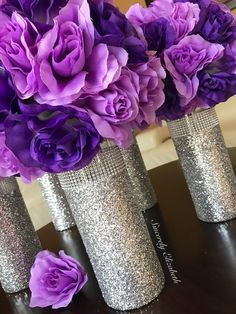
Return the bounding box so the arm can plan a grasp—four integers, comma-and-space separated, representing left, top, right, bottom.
194, 2, 236, 45
0, 66, 18, 131
126, 0, 174, 26
156, 73, 187, 122
78, 67, 140, 148
88, 0, 148, 64
170, 2, 200, 43
0, 132, 43, 183
141, 18, 176, 55
29, 250, 88, 309
130, 57, 166, 128
5, 105, 102, 173
0, 12, 40, 99
35, 0, 95, 106
164, 34, 224, 104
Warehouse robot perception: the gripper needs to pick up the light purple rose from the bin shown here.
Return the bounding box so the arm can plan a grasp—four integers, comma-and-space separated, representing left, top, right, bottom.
126, 0, 174, 26
0, 133, 43, 183
78, 67, 140, 148
29, 250, 88, 309
130, 57, 166, 129
170, 2, 200, 43
0, 12, 40, 99
35, 0, 94, 106
164, 34, 224, 104
84, 45, 128, 94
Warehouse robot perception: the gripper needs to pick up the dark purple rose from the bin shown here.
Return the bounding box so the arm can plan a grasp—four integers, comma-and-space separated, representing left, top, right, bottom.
1, 0, 68, 29
77, 67, 140, 148
0, 12, 40, 99
29, 250, 88, 309
197, 71, 236, 107
5, 105, 102, 173
0, 66, 17, 131
194, 2, 236, 45
156, 73, 186, 122
88, 0, 148, 64
141, 18, 176, 55
164, 34, 224, 105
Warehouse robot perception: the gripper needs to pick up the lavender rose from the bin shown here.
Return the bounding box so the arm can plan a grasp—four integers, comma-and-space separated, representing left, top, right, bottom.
194, 2, 236, 45
5, 105, 102, 173
29, 250, 88, 309
0, 132, 43, 183
35, 0, 94, 106
170, 2, 200, 43
79, 67, 140, 148
164, 34, 224, 104
0, 12, 40, 99
88, 0, 148, 64
130, 57, 166, 129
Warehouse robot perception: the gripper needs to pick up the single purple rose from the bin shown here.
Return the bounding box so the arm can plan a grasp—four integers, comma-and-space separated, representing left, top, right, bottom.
0, 66, 18, 131
29, 250, 88, 309
0, 132, 43, 183
170, 2, 200, 43
130, 57, 166, 129
197, 71, 236, 107
194, 2, 236, 45
0, 12, 40, 99
88, 0, 148, 64
164, 34, 224, 104
141, 18, 176, 55
5, 105, 102, 173
126, 0, 174, 26
35, 0, 94, 106
156, 73, 187, 122
78, 67, 140, 148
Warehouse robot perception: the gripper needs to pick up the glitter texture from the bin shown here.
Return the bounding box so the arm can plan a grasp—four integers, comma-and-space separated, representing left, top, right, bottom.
0, 178, 42, 293
39, 174, 75, 231
121, 137, 157, 212
58, 141, 164, 311
168, 108, 236, 223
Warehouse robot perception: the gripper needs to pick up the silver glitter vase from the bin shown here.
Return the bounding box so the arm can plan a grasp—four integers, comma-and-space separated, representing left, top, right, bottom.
120, 137, 157, 212
168, 108, 236, 223
58, 141, 165, 311
0, 177, 42, 293
39, 174, 75, 231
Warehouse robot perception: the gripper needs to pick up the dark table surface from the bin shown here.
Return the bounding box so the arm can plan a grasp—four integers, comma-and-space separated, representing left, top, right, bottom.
1, 148, 236, 314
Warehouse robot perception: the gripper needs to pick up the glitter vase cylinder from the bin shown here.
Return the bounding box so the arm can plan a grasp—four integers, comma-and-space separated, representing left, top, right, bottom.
168, 108, 236, 223
120, 137, 157, 212
39, 174, 75, 231
58, 141, 165, 311
0, 177, 42, 293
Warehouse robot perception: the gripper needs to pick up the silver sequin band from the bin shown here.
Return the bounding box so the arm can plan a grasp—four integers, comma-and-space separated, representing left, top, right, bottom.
168, 108, 236, 223
58, 142, 164, 310
39, 174, 75, 231
120, 137, 157, 212
0, 177, 42, 293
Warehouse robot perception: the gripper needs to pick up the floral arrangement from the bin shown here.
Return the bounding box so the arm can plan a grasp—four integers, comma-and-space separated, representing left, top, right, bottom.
0, 0, 165, 183
127, 0, 236, 122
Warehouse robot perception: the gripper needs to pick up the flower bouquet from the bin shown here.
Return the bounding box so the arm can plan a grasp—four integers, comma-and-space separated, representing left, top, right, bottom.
128, 0, 236, 222
0, 0, 165, 310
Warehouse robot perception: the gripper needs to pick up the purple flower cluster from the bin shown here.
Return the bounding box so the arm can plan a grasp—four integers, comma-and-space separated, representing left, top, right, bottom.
0, 0, 166, 180
127, 0, 236, 122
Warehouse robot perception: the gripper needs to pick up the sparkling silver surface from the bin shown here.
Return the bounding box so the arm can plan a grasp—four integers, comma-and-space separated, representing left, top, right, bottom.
121, 138, 157, 212
58, 143, 164, 310
39, 174, 75, 231
0, 178, 42, 293
168, 108, 236, 223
